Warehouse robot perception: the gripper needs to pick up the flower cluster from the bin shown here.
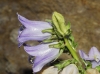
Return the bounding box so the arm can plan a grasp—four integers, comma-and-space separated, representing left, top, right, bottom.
79, 47, 100, 68
17, 12, 100, 74
17, 12, 79, 73
17, 14, 60, 72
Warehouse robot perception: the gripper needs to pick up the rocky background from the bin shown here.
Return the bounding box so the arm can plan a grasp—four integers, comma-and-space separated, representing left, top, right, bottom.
0, 0, 100, 74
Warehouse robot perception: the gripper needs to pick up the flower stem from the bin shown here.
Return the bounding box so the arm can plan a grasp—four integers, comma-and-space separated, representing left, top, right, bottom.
64, 38, 81, 64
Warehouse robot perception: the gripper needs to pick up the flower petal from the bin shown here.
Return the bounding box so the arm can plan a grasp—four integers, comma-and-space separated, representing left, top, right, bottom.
32, 49, 59, 72
17, 13, 34, 28
60, 64, 79, 74
18, 28, 51, 44
89, 47, 100, 60
17, 13, 52, 29
24, 42, 59, 72
79, 50, 89, 59
24, 43, 58, 56
91, 61, 100, 68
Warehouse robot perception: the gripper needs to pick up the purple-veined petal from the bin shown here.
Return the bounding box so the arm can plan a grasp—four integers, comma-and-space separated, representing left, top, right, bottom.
23, 42, 59, 72
91, 61, 100, 68
32, 49, 59, 72
24, 43, 59, 56
79, 47, 100, 68
89, 47, 100, 61
79, 50, 94, 60
79, 50, 88, 59
17, 13, 52, 29
19, 28, 51, 39
17, 13, 35, 28
18, 28, 51, 44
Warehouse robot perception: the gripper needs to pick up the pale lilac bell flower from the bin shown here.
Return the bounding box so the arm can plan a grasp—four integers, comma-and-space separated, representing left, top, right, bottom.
79, 47, 100, 68
24, 42, 59, 72
17, 14, 52, 47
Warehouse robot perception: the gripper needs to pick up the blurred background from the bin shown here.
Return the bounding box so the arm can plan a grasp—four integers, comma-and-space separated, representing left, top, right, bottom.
0, 0, 100, 74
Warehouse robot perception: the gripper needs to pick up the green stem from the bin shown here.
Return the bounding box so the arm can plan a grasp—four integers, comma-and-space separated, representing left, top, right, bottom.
64, 38, 81, 64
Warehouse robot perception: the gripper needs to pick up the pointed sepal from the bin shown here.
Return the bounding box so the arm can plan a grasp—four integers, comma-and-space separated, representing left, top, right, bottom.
42, 28, 54, 34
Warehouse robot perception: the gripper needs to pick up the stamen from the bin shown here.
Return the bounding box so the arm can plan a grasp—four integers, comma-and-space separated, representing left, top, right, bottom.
94, 55, 99, 62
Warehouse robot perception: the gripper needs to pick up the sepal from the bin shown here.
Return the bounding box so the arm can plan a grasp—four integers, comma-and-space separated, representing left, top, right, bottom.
42, 28, 54, 34
42, 35, 58, 43
49, 41, 65, 49
55, 59, 76, 70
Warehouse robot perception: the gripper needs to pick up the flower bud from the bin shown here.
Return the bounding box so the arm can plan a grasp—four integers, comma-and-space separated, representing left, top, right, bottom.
52, 12, 67, 37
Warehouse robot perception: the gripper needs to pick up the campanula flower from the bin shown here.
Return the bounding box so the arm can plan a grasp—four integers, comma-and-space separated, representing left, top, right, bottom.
79, 47, 100, 68
60, 64, 79, 74
24, 42, 59, 72
17, 14, 52, 47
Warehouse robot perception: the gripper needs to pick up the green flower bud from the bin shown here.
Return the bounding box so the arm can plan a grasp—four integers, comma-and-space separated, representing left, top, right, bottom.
52, 12, 67, 37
